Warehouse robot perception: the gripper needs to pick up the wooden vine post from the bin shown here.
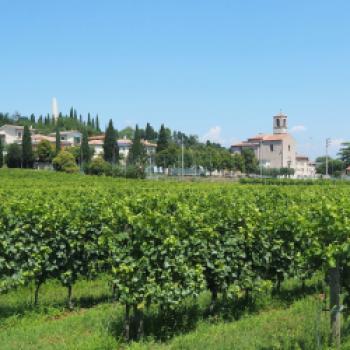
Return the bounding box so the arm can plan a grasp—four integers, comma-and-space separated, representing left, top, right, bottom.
329, 265, 341, 348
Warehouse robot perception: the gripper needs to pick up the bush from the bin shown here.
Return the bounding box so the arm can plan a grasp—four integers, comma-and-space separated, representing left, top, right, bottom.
52, 151, 79, 173
84, 157, 111, 176
124, 164, 146, 179
6, 144, 22, 168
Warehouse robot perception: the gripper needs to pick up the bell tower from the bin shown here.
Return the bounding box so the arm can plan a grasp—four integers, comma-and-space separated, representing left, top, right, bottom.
273, 112, 288, 134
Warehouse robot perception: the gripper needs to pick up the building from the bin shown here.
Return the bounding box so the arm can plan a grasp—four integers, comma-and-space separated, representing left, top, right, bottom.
88, 135, 157, 162
49, 130, 82, 147
294, 156, 316, 178
0, 124, 35, 146
231, 113, 316, 177
231, 113, 297, 169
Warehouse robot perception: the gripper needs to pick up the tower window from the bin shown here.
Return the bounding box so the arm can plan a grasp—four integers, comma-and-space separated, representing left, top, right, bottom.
276, 119, 280, 127
283, 119, 287, 127
288, 145, 291, 151
270, 144, 274, 152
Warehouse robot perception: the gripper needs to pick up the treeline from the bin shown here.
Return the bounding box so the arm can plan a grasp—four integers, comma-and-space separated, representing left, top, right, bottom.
0, 180, 349, 343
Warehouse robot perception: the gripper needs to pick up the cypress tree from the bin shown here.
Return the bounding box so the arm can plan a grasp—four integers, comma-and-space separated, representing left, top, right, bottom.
22, 125, 34, 168
81, 128, 91, 164
30, 113, 36, 124
156, 124, 169, 153
55, 128, 61, 155
103, 119, 119, 164
69, 107, 74, 119
0, 140, 3, 168
128, 125, 146, 165
91, 118, 95, 129
73, 109, 77, 120
87, 113, 91, 126
145, 122, 155, 140
96, 114, 100, 132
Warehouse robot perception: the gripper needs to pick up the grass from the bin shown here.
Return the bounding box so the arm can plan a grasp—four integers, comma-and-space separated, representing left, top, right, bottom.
1, 273, 348, 350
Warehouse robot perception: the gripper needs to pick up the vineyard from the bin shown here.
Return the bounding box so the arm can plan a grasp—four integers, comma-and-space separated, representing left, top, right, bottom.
1, 169, 350, 348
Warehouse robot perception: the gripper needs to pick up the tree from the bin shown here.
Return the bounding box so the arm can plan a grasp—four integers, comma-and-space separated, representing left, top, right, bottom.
55, 128, 61, 155
52, 151, 79, 173
156, 124, 169, 153
22, 125, 34, 168
37, 140, 53, 163
338, 143, 350, 167
316, 156, 344, 177
0, 140, 3, 168
155, 143, 180, 167
87, 113, 91, 126
96, 114, 100, 132
145, 123, 156, 140
81, 128, 91, 164
6, 144, 22, 168
128, 125, 146, 165
241, 148, 258, 174
103, 119, 119, 164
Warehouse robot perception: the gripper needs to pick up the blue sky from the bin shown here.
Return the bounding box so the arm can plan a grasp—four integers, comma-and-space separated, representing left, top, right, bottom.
1, 0, 350, 159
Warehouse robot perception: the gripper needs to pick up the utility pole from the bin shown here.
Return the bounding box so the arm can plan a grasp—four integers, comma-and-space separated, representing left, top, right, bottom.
326, 138, 331, 177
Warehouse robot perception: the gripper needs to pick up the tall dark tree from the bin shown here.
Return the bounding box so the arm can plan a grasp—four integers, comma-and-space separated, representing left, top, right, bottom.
81, 128, 91, 164
103, 119, 119, 164
22, 125, 34, 168
145, 123, 156, 140
156, 124, 169, 153
338, 142, 350, 167
6, 144, 22, 168
69, 107, 74, 119
55, 128, 61, 155
128, 124, 146, 165
91, 117, 95, 129
30, 113, 36, 124
0, 140, 3, 168
73, 109, 77, 120
87, 113, 91, 126
96, 115, 100, 132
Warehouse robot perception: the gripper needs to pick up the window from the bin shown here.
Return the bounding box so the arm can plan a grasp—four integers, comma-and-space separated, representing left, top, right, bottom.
283, 119, 287, 127
17, 132, 22, 138
276, 119, 280, 127
288, 145, 291, 151
270, 144, 274, 152
74, 136, 81, 144
61, 136, 66, 141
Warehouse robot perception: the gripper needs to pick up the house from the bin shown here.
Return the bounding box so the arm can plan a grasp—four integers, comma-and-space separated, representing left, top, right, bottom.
49, 130, 82, 147
294, 156, 316, 179
0, 124, 35, 146
88, 135, 157, 162
231, 113, 297, 170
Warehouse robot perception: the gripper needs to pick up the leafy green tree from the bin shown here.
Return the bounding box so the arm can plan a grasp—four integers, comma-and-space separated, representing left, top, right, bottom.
55, 128, 61, 155
156, 124, 169, 153
81, 128, 91, 164
37, 140, 54, 163
6, 144, 22, 168
155, 143, 180, 167
241, 148, 258, 174
52, 151, 79, 173
338, 143, 350, 167
103, 119, 119, 164
128, 125, 146, 165
316, 156, 344, 176
22, 125, 34, 168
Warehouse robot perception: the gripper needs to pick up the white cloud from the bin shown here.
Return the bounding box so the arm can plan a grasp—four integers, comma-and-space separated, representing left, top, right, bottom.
290, 125, 307, 133
201, 126, 224, 144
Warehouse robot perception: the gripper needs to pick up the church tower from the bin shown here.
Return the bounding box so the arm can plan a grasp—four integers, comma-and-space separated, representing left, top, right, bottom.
273, 112, 288, 134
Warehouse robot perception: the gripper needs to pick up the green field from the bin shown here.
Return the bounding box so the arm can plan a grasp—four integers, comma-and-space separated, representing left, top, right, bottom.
1, 169, 350, 349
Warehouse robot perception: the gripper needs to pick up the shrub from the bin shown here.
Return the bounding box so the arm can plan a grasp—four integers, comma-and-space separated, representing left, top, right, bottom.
6, 144, 22, 168
52, 151, 79, 173
84, 157, 111, 176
